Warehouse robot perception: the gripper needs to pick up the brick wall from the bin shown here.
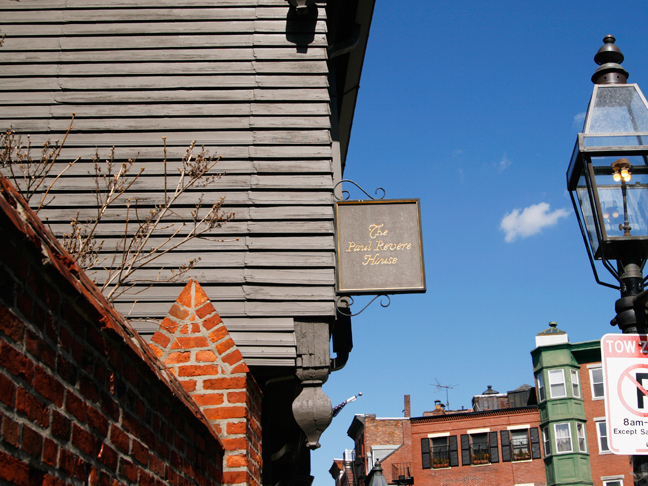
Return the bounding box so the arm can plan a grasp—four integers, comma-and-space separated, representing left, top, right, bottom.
410, 408, 546, 486
148, 280, 262, 486
579, 363, 632, 485
0, 177, 224, 485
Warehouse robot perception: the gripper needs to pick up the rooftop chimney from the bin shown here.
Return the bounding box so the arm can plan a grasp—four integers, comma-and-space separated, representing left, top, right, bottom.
404, 395, 411, 418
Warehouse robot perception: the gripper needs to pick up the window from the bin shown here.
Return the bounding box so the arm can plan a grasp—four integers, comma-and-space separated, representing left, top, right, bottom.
431, 437, 450, 468
602, 477, 624, 486
511, 430, 531, 461
590, 367, 604, 399
555, 423, 573, 453
577, 423, 587, 452
422, 436, 458, 469
543, 427, 551, 456
537, 373, 546, 402
596, 419, 610, 453
471, 433, 490, 464
571, 369, 581, 398
549, 369, 567, 398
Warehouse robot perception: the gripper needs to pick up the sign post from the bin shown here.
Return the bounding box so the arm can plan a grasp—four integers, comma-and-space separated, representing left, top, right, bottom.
602, 333, 648, 454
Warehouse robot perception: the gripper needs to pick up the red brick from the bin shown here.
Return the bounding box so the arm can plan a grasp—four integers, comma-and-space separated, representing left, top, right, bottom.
51, 410, 71, 440
231, 363, 250, 373
139, 470, 155, 486
0, 373, 16, 407
222, 349, 244, 367
164, 352, 191, 365
203, 377, 247, 390
17, 292, 33, 321
168, 304, 189, 320
123, 411, 140, 436
22, 424, 43, 458
216, 338, 235, 355
43, 438, 58, 467
34, 366, 64, 407
203, 406, 246, 420
197, 305, 219, 321
72, 423, 96, 455
192, 393, 224, 406
0, 342, 34, 384
25, 330, 56, 370
150, 332, 170, 348
87, 406, 109, 437
0, 450, 29, 486
2, 415, 20, 447
226, 454, 247, 468
56, 354, 78, 385
148, 344, 163, 358
120, 458, 138, 482
226, 422, 246, 435
132, 439, 149, 466
159, 317, 179, 333
80, 375, 100, 403
196, 350, 217, 362
176, 284, 193, 308
223, 471, 247, 483
227, 391, 247, 404
180, 380, 197, 392
176, 336, 209, 348
0, 304, 24, 341
65, 391, 87, 423
97, 443, 118, 471
110, 425, 129, 454
208, 327, 228, 343
16, 387, 49, 427
178, 364, 220, 377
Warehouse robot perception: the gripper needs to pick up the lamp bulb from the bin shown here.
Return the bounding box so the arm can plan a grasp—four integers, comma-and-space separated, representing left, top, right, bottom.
621, 168, 631, 181
613, 172, 622, 182
613, 210, 620, 218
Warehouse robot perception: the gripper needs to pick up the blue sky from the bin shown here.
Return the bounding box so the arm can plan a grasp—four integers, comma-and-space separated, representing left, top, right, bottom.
312, 1, 648, 483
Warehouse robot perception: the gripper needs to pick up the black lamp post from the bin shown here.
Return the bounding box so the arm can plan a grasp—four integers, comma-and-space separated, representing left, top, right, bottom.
567, 35, 648, 484
567, 35, 648, 334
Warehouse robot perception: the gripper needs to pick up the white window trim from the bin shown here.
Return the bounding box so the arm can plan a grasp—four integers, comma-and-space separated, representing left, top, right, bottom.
467, 427, 490, 434
595, 418, 611, 454
602, 478, 624, 486
549, 369, 567, 399
590, 366, 605, 400
537, 374, 545, 402
428, 432, 450, 438
571, 369, 581, 398
507, 424, 530, 430
543, 427, 551, 456
577, 422, 587, 453
554, 423, 573, 454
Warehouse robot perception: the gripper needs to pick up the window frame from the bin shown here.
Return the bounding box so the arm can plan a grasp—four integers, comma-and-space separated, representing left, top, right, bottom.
602, 477, 624, 486
590, 366, 605, 400
470, 433, 490, 465
577, 422, 587, 452
595, 418, 610, 454
571, 369, 581, 398
430, 436, 450, 469
510, 429, 531, 461
554, 423, 573, 454
543, 427, 551, 456
537, 373, 546, 402
549, 369, 567, 398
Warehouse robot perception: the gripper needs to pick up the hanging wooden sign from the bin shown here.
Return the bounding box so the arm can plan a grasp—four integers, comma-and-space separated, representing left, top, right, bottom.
335, 199, 426, 294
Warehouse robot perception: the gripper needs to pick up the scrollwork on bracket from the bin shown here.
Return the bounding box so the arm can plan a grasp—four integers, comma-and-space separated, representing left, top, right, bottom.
333, 179, 386, 201
335, 294, 391, 317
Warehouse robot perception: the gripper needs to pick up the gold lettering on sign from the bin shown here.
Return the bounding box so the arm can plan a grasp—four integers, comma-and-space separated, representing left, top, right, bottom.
344, 224, 415, 268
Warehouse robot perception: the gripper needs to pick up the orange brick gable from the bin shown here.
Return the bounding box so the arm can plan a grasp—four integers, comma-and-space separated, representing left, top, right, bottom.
149, 280, 262, 486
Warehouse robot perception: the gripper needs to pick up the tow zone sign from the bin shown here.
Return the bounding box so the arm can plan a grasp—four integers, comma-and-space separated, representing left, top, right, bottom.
602, 333, 648, 454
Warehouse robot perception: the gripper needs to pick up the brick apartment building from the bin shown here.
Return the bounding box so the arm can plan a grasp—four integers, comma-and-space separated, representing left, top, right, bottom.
332, 323, 635, 486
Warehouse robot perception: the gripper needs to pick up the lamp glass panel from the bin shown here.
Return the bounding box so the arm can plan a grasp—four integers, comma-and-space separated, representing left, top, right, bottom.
584, 85, 648, 148
591, 155, 648, 239
575, 170, 600, 255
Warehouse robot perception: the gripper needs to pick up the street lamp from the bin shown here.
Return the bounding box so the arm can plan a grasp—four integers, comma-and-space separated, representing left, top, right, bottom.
567, 35, 648, 334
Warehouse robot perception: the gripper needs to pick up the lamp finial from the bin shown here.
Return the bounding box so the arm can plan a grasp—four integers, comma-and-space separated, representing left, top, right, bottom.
592, 35, 628, 85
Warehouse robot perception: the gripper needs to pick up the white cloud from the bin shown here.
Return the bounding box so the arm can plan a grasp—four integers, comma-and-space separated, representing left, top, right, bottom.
573, 112, 586, 131
500, 202, 570, 243
498, 154, 511, 172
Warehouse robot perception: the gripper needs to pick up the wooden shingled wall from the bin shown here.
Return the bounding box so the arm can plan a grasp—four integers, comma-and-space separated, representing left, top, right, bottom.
0, 0, 338, 367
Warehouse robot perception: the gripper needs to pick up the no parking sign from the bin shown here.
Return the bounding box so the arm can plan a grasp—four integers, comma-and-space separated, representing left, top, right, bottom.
602, 333, 648, 454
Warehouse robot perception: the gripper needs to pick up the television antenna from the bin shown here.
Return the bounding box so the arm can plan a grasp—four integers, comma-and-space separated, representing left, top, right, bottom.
431, 379, 458, 409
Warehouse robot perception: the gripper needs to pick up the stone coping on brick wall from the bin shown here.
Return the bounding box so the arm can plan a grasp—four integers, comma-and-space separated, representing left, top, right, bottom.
0, 176, 223, 448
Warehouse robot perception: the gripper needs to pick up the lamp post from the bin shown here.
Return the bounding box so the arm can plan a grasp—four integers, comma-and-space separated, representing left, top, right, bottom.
567, 35, 648, 484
